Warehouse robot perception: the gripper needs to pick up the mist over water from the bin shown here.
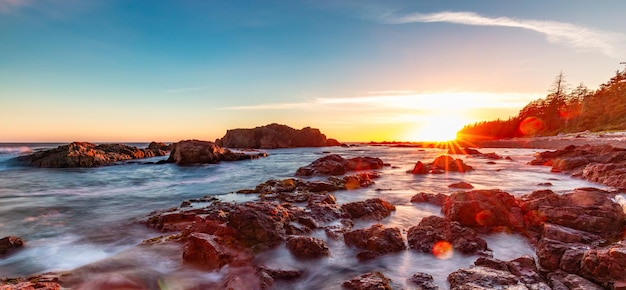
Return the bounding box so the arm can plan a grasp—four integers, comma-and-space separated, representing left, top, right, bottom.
0, 143, 611, 288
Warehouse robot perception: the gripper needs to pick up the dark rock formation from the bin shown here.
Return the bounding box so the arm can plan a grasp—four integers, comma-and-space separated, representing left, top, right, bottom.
547, 270, 605, 290
342, 272, 392, 290
294, 154, 384, 176
285, 236, 330, 259
343, 224, 405, 260
447, 147, 482, 155
228, 201, 293, 248
0, 236, 24, 256
408, 155, 473, 174
407, 272, 438, 290
529, 144, 626, 189
447, 256, 551, 289
166, 140, 267, 165
183, 232, 252, 270
410, 192, 447, 206
11, 142, 168, 168
147, 141, 171, 151
341, 198, 395, 220
216, 123, 337, 149
407, 216, 489, 256
442, 189, 525, 232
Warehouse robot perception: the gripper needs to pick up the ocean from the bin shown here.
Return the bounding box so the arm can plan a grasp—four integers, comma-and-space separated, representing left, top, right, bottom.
0, 143, 614, 289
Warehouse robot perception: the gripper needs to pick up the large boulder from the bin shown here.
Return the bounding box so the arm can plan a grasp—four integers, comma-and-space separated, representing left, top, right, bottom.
295, 154, 384, 176
228, 202, 293, 248
343, 224, 405, 260
166, 140, 266, 165
407, 216, 489, 256
216, 123, 337, 149
11, 142, 167, 168
442, 189, 524, 232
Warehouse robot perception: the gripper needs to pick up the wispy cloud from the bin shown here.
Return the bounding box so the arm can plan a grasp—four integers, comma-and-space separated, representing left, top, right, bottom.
0, 0, 29, 13
166, 86, 208, 94
384, 11, 625, 58
219, 91, 541, 112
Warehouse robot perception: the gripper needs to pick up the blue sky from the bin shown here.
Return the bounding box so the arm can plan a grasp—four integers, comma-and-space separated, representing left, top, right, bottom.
1, 0, 625, 142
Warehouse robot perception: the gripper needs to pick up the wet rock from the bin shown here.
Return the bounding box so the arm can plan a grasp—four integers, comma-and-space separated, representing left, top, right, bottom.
448, 256, 550, 289
447, 147, 482, 155
0, 236, 24, 256
1, 274, 62, 290
407, 216, 489, 256
228, 202, 293, 248
341, 198, 395, 220
342, 272, 392, 290
295, 154, 384, 176
147, 141, 170, 151
410, 192, 447, 206
582, 162, 626, 189
579, 241, 626, 288
167, 140, 266, 165
408, 155, 473, 175
11, 142, 167, 168
520, 188, 626, 238
442, 189, 524, 232
547, 269, 604, 290
216, 123, 333, 149
183, 232, 252, 270
343, 224, 405, 260
407, 272, 438, 290
285, 236, 330, 259
448, 181, 473, 189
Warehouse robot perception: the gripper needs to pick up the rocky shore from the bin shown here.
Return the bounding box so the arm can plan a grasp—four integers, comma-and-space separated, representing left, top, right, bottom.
2, 143, 625, 289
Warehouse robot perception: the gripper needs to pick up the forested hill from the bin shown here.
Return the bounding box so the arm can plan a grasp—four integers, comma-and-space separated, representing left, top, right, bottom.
457, 69, 626, 141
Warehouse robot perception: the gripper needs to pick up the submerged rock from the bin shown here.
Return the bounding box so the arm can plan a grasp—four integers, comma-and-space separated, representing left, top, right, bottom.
167, 139, 267, 165
11, 142, 167, 168
0, 236, 24, 256
216, 123, 337, 149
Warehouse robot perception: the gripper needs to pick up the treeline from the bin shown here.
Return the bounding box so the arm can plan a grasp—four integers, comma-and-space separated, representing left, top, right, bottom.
458, 69, 626, 140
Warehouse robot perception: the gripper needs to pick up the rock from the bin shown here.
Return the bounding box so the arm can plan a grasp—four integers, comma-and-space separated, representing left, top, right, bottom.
547, 270, 604, 290
342, 272, 392, 290
442, 189, 524, 231
183, 232, 252, 270
285, 236, 330, 259
147, 141, 171, 151
295, 154, 384, 176
410, 192, 447, 206
216, 123, 334, 149
343, 224, 405, 260
447, 147, 482, 155
579, 241, 626, 288
0, 236, 24, 256
448, 256, 550, 289
341, 198, 395, 220
520, 188, 626, 238
326, 138, 342, 146
407, 272, 438, 290
448, 182, 474, 189
530, 145, 626, 188
408, 155, 473, 175
407, 216, 489, 256
228, 202, 293, 248
10, 142, 167, 168
1, 274, 62, 290
167, 140, 267, 165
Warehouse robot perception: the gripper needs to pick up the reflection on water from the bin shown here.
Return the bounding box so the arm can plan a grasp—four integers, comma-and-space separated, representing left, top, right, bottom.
0, 144, 614, 288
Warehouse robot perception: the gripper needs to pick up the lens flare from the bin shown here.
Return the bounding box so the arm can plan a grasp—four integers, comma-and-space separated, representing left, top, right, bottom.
432, 241, 453, 259
518, 116, 544, 136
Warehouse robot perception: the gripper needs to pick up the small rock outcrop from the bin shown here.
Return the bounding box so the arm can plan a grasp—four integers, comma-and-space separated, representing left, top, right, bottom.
285, 236, 330, 259
216, 123, 338, 149
408, 155, 473, 174
407, 216, 489, 256
342, 272, 392, 290
410, 192, 447, 206
10, 142, 168, 168
407, 272, 438, 290
295, 154, 384, 176
166, 140, 267, 165
447, 256, 551, 289
0, 236, 24, 256
442, 189, 524, 232
341, 198, 396, 220
343, 224, 405, 260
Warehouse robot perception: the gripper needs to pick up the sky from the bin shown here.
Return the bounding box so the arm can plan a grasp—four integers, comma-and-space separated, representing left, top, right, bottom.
1, 0, 625, 142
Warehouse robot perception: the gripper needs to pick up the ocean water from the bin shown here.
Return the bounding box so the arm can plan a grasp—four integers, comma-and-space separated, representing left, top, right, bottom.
0, 143, 615, 289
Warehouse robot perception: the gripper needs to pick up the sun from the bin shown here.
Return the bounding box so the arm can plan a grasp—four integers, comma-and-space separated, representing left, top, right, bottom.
405, 116, 467, 142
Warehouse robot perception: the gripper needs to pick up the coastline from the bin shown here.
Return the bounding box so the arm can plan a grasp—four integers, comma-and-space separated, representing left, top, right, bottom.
464, 131, 626, 150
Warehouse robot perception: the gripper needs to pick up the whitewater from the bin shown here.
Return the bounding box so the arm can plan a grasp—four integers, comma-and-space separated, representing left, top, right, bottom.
0, 143, 613, 289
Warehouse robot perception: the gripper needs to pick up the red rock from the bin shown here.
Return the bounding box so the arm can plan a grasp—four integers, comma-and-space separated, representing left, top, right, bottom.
295, 154, 384, 176
228, 202, 292, 247
167, 140, 266, 165
407, 216, 488, 255
410, 192, 447, 206
442, 189, 524, 231
547, 270, 604, 290
448, 256, 550, 289
0, 236, 24, 256
342, 272, 392, 290
343, 224, 405, 260
183, 233, 252, 270
216, 123, 331, 149
448, 181, 474, 189
285, 236, 330, 259
341, 198, 395, 220
407, 272, 438, 290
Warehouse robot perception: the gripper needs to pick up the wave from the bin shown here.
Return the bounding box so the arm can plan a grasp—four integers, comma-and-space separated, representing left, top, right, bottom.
0, 146, 33, 155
